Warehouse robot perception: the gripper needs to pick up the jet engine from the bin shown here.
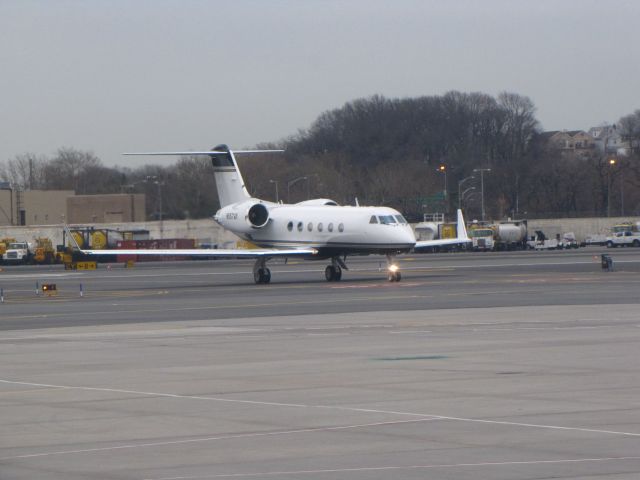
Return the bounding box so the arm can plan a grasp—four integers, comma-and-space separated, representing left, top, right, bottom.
247, 203, 270, 228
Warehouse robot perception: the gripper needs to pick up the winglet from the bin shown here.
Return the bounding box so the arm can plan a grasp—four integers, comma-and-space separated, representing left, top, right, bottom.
456, 209, 470, 242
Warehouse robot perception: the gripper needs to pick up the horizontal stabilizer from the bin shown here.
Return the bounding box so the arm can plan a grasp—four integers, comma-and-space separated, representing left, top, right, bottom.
122, 150, 284, 156
414, 208, 471, 249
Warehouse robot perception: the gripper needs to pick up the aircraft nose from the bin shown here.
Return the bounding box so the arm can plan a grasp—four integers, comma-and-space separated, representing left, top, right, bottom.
397, 225, 417, 245
404, 226, 417, 244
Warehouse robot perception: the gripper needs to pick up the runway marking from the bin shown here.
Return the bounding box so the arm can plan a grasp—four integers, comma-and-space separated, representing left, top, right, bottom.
0, 293, 442, 321
144, 456, 640, 479
0, 418, 436, 461
2, 378, 640, 441
143, 456, 640, 479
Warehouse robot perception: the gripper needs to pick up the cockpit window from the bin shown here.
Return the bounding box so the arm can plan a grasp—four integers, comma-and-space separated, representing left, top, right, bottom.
369, 215, 378, 224
378, 215, 397, 225
394, 215, 407, 224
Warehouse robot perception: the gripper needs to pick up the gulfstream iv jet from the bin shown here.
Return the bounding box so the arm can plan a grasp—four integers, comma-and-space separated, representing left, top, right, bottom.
72, 145, 470, 283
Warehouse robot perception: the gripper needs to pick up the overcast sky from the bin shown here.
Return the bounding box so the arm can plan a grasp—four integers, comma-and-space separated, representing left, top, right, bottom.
1, 0, 639, 167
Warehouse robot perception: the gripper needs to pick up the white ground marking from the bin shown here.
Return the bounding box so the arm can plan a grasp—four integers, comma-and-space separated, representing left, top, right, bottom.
0, 418, 435, 461
143, 457, 640, 480
1, 377, 640, 458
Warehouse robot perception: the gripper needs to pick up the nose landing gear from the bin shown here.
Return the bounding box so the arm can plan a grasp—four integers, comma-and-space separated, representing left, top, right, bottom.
387, 255, 402, 282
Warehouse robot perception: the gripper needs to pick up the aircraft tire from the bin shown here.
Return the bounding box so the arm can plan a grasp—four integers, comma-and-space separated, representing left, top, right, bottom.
388, 271, 401, 282
334, 266, 342, 281
254, 267, 271, 284
325, 265, 335, 282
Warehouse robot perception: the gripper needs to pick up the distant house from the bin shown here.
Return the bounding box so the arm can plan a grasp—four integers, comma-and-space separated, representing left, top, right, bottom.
539, 130, 596, 159
588, 124, 629, 157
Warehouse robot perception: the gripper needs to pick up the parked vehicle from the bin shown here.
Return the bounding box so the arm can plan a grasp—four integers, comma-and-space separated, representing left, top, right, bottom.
2, 241, 33, 264
469, 221, 527, 251
606, 231, 640, 248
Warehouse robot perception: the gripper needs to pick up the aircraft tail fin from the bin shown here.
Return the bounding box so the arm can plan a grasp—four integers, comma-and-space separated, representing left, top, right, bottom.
207, 144, 251, 207
456, 208, 470, 242
123, 146, 283, 208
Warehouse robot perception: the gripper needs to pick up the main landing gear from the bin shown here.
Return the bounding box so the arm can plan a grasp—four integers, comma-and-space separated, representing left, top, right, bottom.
325, 256, 347, 282
253, 258, 271, 284
387, 255, 402, 282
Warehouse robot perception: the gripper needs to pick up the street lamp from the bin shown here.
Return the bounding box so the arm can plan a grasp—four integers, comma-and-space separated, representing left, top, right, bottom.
287, 176, 307, 203
461, 186, 476, 208
457, 175, 475, 209
473, 168, 491, 221
436, 164, 448, 212
607, 158, 616, 217
269, 179, 279, 203
145, 176, 164, 239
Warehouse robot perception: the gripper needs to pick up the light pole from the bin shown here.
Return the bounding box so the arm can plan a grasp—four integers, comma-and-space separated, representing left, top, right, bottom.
269, 179, 279, 203
436, 164, 447, 211
287, 176, 307, 203
473, 168, 491, 221
145, 176, 164, 239
607, 158, 616, 217
461, 186, 476, 208
457, 175, 475, 209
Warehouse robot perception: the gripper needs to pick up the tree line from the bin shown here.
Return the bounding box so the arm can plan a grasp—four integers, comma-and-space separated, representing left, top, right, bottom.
2, 92, 640, 222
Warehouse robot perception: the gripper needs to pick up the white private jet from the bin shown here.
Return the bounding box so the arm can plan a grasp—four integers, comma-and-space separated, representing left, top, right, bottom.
70, 145, 470, 283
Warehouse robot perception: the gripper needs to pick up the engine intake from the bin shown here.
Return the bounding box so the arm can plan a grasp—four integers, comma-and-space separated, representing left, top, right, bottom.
247, 203, 270, 228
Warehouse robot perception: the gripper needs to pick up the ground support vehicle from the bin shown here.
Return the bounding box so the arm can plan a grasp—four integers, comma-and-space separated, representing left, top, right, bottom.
32, 238, 57, 264
527, 231, 561, 250
469, 221, 527, 251
606, 231, 640, 248
2, 242, 33, 264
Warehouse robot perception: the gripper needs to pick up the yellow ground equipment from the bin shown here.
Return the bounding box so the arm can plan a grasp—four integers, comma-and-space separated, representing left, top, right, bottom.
0, 237, 17, 258
33, 238, 56, 264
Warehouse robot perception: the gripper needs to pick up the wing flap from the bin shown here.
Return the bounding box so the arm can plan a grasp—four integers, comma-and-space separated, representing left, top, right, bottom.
75, 248, 317, 258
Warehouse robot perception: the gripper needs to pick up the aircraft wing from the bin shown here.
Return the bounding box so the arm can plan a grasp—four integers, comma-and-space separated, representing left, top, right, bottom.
413, 208, 471, 250
63, 225, 317, 259
74, 247, 317, 258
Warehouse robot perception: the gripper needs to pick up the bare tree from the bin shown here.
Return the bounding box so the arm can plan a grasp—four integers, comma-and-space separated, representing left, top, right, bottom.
0, 153, 48, 189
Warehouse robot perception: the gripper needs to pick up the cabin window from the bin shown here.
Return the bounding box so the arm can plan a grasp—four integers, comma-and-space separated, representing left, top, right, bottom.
307, 222, 313, 232
318, 222, 323, 232
369, 215, 378, 224
297, 221, 303, 232
378, 215, 397, 225
338, 223, 344, 232
287, 221, 293, 232
328, 223, 334, 232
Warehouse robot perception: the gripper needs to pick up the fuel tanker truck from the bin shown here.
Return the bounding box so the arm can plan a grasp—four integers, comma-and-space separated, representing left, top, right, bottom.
469, 220, 528, 251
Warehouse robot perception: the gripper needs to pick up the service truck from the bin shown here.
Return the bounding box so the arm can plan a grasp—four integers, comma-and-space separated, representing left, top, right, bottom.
2, 241, 33, 264
469, 221, 527, 251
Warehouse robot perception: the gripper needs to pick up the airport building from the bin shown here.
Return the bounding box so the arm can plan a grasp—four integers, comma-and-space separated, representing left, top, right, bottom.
67, 194, 146, 223
0, 184, 145, 226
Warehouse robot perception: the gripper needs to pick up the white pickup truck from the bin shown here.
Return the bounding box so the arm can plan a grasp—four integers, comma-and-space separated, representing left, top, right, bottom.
606, 231, 640, 248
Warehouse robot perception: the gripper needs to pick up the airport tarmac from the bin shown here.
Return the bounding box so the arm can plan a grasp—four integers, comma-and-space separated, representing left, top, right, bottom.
1, 248, 640, 479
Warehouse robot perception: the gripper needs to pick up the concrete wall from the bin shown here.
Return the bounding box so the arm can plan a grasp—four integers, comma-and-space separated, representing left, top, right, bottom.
67, 194, 146, 223
0, 189, 74, 226
1, 215, 639, 249
0, 219, 239, 249
526, 216, 640, 241
0, 189, 14, 225
24, 190, 74, 226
